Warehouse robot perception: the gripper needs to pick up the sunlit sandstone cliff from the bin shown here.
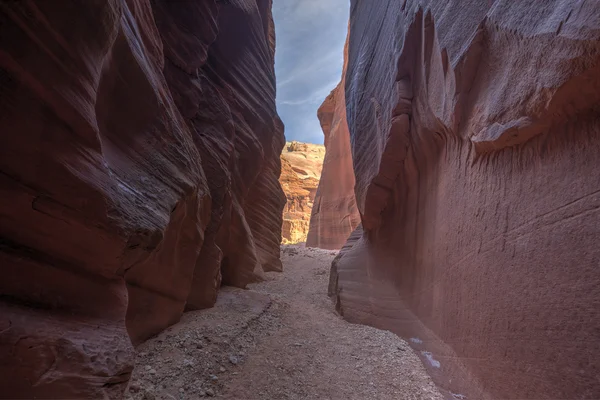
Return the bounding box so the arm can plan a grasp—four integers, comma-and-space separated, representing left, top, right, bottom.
279, 141, 325, 244
0, 1, 284, 398
306, 34, 361, 250
329, 1, 600, 399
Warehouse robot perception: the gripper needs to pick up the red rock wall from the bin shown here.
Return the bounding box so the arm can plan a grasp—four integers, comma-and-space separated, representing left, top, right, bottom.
0, 0, 284, 398
306, 35, 361, 250
331, 1, 600, 398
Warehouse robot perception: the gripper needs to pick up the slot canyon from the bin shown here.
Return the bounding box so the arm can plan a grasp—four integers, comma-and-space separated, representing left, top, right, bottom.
0, 1, 599, 399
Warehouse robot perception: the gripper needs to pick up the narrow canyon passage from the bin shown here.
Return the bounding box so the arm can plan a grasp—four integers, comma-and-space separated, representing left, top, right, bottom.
126, 246, 441, 400
2, 0, 600, 398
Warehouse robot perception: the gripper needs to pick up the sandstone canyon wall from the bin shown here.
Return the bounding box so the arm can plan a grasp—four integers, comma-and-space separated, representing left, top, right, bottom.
306, 36, 361, 250
330, 1, 600, 399
0, 1, 284, 398
279, 141, 324, 244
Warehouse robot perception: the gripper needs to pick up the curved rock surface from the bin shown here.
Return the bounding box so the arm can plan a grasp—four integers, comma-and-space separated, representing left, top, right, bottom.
306, 35, 361, 250
279, 141, 324, 244
0, 0, 284, 398
330, 1, 600, 399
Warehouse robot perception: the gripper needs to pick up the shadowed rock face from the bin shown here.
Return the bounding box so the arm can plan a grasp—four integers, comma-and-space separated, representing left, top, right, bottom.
279, 141, 325, 244
306, 35, 361, 250
330, 1, 600, 399
0, 0, 284, 398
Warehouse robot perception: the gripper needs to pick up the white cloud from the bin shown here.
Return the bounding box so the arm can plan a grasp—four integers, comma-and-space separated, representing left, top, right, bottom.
273, 0, 349, 144
279, 78, 339, 106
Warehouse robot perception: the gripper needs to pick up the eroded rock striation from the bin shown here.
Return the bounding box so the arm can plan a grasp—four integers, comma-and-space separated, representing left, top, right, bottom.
0, 1, 284, 398
330, 1, 600, 399
306, 35, 361, 250
279, 141, 324, 244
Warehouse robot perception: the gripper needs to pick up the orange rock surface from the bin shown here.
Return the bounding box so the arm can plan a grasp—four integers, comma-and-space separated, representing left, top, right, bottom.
279, 141, 325, 244
306, 34, 361, 250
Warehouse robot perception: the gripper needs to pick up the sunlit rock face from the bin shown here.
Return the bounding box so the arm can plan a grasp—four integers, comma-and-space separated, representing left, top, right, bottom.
306, 35, 361, 250
331, 1, 600, 399
0, 0, 284, 397
279, 141, 325, 244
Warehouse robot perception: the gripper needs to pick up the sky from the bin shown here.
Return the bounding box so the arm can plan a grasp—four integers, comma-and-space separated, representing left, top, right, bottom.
272, 0, 350, 145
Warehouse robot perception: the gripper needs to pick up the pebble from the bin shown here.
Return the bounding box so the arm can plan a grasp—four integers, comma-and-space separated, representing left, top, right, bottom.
143, 390, 156, 400
206, 388, 215, 397
149, 368, 157, 375
219, 367, 226, 372
210, 374, 218, 381
183, 359, 195, 367
129, 382, 141, 392
229, 355, 239, 365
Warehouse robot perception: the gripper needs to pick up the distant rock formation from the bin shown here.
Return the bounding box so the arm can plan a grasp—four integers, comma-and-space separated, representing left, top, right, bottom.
279, 141, 325, 244
306, 34, 361, 250
0, 0, 284, 398
327, 1, 600, 399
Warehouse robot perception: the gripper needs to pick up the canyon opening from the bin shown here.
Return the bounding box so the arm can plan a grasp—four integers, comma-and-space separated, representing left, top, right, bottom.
1, 1, 599, 400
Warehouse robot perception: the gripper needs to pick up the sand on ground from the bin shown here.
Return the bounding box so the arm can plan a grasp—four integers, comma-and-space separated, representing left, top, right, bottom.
127, 245, 442, 400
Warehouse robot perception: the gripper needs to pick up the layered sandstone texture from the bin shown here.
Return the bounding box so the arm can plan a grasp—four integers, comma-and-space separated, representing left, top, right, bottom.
306, 36, 361, 250
279, 141, 324, 244
0, 1, 284, 398
331, 1, 600, 399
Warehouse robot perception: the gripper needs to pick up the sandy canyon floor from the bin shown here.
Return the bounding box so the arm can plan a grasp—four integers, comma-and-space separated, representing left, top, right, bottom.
126, 245, 442, 400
